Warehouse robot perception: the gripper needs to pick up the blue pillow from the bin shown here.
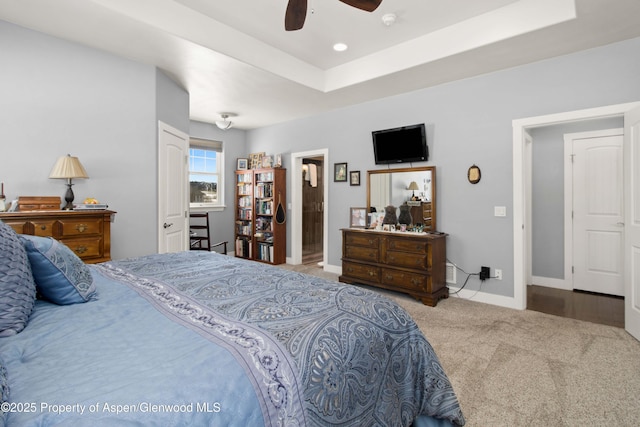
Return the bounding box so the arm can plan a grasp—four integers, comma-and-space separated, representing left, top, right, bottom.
0, 221, 36, 336
20, 235, 96, 305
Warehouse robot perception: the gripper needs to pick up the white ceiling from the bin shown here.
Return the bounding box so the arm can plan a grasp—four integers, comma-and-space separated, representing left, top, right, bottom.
2, 0, 640, 129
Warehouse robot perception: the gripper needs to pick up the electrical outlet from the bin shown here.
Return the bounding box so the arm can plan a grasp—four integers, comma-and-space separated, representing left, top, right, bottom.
495, 269, 502, 280
480, 266, 490, 281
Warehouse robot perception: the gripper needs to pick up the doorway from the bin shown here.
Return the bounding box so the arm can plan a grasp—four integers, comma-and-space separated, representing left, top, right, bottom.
290, 149, 329, 268
527, 125, 625, 326
513, 102, 640, 307
302, 157, 324, 264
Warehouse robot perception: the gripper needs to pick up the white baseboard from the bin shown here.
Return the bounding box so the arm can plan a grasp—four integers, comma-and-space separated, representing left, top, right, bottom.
285, 258, 342, 276
531, 275, 571, 290
447, 286, 522, 310
324, 263, 342, 275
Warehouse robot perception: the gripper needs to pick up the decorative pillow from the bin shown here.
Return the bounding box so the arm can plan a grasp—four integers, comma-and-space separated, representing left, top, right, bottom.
20, 235, 96, 305
0, 221, 36, 336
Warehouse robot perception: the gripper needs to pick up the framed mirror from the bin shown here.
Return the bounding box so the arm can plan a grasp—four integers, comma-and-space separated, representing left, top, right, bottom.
367, 166, 436, 231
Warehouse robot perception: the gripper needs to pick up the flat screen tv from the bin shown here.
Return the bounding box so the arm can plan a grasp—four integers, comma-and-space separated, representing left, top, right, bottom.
372, 123, 428, 164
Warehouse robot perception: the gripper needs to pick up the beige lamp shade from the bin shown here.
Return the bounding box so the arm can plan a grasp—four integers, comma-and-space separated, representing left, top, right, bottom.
408, 181, 420, 201
49, 155, 89, 179
49, 154, 88, 210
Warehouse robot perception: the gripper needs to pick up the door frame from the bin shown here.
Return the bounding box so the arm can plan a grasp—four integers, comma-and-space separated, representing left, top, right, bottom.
512, 102, 640, 310
290, 149, 329, 268
563, 128, 624, 292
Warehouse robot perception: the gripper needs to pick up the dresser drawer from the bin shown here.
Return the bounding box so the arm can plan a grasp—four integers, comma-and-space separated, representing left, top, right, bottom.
386, 250, 430, 270
58, 218, 103, 237
387, 238, 430, 254
345, 233, 379, 248
60, 237, 103, 259
342, 261, 380, 282
2, 220, 27, 234
27, 220, 58, 237
345, 245, 379, 262
381, 268, 432, 293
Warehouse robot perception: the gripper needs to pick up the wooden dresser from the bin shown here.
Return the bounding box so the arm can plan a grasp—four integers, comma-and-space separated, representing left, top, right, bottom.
0, 210, 116, 264
339, 228, 448, 306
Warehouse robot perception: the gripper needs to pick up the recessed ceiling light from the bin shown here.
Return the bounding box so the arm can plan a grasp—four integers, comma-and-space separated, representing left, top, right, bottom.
333, 43, 348, 52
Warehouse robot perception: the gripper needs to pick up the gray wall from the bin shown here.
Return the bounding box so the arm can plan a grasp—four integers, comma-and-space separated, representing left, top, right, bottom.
530, 117, 623, 280
0, 20, 189, 260
247, 36, 640, 298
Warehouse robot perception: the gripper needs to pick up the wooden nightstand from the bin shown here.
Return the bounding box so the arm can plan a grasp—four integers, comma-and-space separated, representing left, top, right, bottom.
0, 210, 116, 263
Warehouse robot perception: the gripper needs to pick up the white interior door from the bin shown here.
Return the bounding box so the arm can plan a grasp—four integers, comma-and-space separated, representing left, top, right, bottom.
158, 121, 189, 253
624, 105, 640, 341
572, 131, 624, 296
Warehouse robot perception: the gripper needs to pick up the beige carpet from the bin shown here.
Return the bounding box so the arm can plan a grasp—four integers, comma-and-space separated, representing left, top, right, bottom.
279, 263, 640, 426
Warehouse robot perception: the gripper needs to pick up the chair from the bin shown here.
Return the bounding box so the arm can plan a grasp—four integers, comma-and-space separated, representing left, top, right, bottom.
189, 213, 228, 254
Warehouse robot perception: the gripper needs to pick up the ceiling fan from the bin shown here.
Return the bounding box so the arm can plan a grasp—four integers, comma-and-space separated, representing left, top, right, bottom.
285, 0, 382, 31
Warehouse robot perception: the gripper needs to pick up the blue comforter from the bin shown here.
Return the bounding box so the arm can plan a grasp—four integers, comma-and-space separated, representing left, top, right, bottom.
0, 251, 464, 426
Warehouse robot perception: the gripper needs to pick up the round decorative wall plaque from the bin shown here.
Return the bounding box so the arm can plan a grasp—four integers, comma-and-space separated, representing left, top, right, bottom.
468, 165, 481, 184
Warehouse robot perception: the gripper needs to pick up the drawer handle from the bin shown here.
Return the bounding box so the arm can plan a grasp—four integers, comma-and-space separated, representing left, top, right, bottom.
368, 271, 376, 277
75, 246, 88, 254
40, 225, 47, 231
75, 224, 87, 233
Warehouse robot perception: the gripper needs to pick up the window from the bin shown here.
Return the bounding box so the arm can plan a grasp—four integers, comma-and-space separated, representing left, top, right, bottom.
189, 138, 224, 210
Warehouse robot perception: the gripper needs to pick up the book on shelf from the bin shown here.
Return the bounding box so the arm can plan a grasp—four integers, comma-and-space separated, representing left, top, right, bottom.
255, 172, 274, 182
238, 208, 252, 220
257, 242, 274, 262
237, 173, 252, 183
256, 200, 273, 215
254, 183, 273, 198
235, 238, 252, 258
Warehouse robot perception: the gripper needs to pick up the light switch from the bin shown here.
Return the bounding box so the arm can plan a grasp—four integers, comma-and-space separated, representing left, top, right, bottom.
494, 206, 507, 217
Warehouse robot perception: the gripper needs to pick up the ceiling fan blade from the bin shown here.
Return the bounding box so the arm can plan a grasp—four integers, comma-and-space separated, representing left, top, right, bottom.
338, 0, 382, 13
285, 0, 307, 31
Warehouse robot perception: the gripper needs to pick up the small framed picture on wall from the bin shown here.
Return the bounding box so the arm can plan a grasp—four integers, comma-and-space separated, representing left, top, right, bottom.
350, 171, 360, 186
334, 162, 347, 182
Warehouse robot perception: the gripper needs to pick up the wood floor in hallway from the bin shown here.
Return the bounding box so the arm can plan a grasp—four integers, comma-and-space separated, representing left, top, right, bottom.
527, 285, 624, 328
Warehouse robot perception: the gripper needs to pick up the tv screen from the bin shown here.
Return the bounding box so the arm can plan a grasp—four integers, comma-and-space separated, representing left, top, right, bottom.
372, 123, 428, 164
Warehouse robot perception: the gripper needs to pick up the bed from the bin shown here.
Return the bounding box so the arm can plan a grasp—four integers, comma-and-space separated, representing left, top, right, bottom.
0, 220, 465, 426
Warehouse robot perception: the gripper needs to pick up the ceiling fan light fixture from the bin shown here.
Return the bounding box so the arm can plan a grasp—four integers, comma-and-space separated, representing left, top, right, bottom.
382, 13, 396, 26
215, 113, 236, 130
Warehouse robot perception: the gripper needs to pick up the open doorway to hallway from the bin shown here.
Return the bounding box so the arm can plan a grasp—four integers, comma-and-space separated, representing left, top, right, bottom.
529, 121, 624, 327
302, 157, 324, 265
290, 148, 329, 268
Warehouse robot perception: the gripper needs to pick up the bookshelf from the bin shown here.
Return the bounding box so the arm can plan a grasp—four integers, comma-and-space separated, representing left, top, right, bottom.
234, 168, 286, 264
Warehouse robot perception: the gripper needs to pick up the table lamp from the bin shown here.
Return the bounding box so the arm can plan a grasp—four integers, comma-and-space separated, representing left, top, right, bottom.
408, 181, 420, 200
49, 154, 89, 210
